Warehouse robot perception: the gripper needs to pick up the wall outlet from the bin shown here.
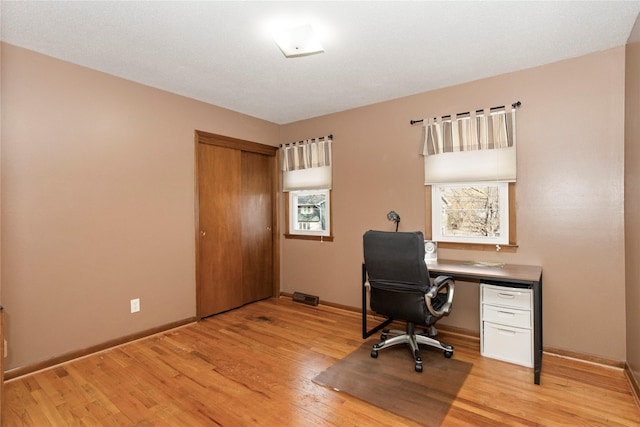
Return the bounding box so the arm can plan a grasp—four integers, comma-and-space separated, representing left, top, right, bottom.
130, 298, 140, 313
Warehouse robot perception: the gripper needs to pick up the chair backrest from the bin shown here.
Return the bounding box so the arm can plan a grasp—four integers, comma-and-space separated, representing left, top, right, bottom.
363, 230, 429, 291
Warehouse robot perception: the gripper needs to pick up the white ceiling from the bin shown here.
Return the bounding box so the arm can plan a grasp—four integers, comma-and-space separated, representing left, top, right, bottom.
2, 1, 640, 124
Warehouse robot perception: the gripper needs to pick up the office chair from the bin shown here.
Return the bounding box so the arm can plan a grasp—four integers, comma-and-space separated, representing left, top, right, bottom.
363, 230, 455, 372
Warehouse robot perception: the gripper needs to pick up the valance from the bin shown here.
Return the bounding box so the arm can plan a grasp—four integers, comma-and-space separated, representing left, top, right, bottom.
280, 136, 332, 172
419, 105, 517, 184
280, 135, 332, 191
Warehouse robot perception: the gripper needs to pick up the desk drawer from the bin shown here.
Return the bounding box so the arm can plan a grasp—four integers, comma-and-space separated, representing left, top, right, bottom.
481, 284, 532, 309
482, 321, 533, 367
482, 304, 531, 328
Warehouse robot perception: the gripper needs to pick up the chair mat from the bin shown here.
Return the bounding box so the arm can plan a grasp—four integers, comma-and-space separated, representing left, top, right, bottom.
313, 339, 472, 426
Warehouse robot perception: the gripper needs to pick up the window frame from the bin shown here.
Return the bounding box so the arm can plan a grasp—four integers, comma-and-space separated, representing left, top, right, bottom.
284, 189, 334, 241
432, 181, 509, 245
425, 183, 517, 252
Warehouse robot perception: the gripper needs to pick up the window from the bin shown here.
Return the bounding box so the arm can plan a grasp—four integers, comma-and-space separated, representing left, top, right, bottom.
432, 182, 509, 245
419, 103, 519, 250
288, 189, 330, 237
280, 135, 333, 241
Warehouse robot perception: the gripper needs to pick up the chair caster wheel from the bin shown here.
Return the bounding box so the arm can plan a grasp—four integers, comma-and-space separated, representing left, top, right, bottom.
444, 351, 453, 358
371, 350, 378, 358
415, 363, 423, 373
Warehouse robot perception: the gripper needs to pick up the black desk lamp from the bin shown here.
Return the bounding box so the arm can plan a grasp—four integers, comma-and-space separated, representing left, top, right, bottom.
387, 210, 400, 232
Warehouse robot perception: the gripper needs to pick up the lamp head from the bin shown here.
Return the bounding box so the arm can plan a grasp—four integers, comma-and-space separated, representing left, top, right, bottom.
387, 210, 400, 231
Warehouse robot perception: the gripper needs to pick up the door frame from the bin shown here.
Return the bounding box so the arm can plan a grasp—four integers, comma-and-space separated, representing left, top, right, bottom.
194, 130, 280, 320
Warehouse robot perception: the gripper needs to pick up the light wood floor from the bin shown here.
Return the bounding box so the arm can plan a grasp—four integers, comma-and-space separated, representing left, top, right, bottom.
4, 298, 640, 426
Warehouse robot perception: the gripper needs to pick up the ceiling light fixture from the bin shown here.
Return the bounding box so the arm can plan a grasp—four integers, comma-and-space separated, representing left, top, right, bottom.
273, 24, 324, 58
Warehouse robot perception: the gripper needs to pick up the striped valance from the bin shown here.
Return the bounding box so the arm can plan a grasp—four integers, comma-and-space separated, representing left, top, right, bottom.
419, 104, 518, 184
280, 135, 333, 191
280, 136, 332, 172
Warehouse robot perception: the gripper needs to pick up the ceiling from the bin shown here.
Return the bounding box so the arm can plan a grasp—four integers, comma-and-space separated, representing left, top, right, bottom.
2, 1, 640, 125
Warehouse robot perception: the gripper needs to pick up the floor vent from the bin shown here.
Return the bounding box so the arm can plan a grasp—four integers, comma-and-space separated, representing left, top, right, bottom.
292, 292, 320, 306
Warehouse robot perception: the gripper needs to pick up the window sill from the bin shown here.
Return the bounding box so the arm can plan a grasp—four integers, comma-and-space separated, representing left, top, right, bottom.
437, 242, 518, 253
284, 234, 334, 242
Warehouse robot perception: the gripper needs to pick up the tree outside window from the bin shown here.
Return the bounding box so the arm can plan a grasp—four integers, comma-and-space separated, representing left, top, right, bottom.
432, 182, 508, 244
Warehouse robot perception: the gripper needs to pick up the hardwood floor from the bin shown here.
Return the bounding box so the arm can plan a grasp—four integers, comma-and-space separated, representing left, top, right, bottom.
4, 298, 640, 426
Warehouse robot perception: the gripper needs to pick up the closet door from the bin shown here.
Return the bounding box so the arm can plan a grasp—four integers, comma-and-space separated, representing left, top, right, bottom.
197, 143, 244, 317
196, 131, 278, 320
241, 151, 274, 303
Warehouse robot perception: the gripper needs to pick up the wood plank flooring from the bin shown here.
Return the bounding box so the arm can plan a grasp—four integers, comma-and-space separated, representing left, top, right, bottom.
4, 298, 640, 426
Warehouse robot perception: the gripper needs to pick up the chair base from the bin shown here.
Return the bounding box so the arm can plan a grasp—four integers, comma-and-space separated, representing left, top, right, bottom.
370, 324, 454, 372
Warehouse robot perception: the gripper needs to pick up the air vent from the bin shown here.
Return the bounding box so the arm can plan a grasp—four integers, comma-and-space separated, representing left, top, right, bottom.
292, 291, 319, 306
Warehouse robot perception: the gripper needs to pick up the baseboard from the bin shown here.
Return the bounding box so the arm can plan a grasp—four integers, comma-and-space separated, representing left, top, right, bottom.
625, 362, 640, 407
280, 293, 632, 371
4, 316, 196, 381
280, 292, 358, 313
543, 345, 625, 369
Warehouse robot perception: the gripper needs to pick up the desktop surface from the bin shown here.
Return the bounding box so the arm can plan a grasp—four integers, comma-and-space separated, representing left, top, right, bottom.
427, 259, 542, 284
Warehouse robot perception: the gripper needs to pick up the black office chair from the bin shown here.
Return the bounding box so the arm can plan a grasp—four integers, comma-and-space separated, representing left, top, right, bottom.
363, 230, 455, 372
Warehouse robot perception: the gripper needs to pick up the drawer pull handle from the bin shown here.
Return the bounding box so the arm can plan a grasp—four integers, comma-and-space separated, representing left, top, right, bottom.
498, 311, 516, 317
498, 293, 516, 299
498, 328, 517, 336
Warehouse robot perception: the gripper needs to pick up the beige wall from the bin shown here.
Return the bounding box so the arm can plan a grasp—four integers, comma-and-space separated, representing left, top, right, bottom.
0, 43, 280, 371
625, 14, 640, 384
280, 47, 627, 360
0, 39, 632, 370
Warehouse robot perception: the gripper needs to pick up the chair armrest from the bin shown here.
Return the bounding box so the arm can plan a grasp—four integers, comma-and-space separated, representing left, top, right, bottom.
425, 275, 455, 317
433, 275, 454, 288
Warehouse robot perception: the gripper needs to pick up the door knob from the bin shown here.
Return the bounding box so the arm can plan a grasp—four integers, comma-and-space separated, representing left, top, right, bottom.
200, 230, 206, 236
266, 226, 271, 231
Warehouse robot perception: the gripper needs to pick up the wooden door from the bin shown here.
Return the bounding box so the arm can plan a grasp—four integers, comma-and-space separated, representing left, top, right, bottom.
196, 131, 278, 320
241, 151, 274, 303
197, 143, 244, 317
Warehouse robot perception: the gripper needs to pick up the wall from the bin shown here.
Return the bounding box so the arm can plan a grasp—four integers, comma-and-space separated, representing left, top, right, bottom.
625, 14, 640, 387
0, 43, 280, 371
0, 40, 631, 370
280, 47, 627, 361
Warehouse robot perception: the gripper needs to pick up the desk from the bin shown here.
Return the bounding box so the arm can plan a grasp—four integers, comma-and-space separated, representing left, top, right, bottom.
362, 259, 543, 384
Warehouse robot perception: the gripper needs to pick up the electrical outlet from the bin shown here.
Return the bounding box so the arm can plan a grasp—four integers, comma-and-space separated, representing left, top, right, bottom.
130, 298, 140, 313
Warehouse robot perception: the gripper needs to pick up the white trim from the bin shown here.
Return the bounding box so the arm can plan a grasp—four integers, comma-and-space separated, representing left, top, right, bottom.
288, 189, 331, 237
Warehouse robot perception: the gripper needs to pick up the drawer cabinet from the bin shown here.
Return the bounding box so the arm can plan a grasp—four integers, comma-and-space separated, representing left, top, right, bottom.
481, 283, 533, 368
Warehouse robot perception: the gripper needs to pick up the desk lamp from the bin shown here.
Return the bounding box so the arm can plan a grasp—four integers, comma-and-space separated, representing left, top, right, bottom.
387, 210, 400, 232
